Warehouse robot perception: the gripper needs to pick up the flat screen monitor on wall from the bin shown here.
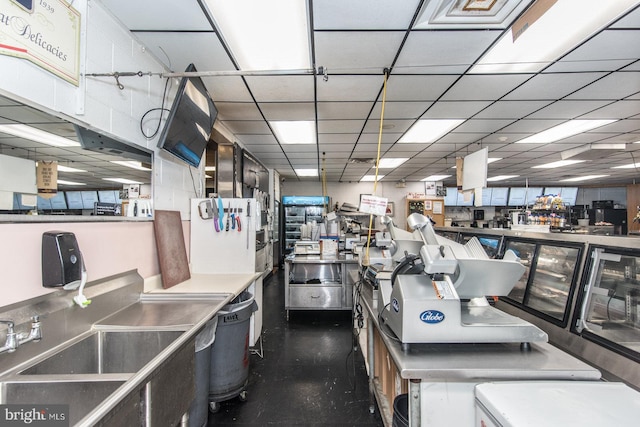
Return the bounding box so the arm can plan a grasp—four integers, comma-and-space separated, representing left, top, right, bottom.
157, 64, 218, 168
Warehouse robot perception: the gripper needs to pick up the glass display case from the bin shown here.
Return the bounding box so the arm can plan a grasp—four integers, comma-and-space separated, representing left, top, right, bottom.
460, 232, 503, 259
575, 246, 640, 361
503, 240, 536, 304
502, 238, 583, 325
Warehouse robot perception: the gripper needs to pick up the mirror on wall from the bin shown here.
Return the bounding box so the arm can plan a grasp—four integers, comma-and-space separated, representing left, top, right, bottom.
0, 94, 152, 217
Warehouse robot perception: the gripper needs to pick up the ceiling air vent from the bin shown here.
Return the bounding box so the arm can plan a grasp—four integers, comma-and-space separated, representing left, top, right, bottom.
349, 158, 376, 164
414, 0, 533, 29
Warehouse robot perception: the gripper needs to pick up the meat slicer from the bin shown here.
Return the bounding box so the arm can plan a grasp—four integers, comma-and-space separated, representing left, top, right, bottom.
379, 213, 548, 350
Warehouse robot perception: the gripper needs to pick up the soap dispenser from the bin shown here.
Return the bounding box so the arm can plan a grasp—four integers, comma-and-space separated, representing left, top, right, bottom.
42, 231, 83, 289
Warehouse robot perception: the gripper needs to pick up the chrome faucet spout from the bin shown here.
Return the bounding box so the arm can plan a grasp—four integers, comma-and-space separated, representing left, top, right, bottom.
0, 319, 17, 353
18, 315, 43, 345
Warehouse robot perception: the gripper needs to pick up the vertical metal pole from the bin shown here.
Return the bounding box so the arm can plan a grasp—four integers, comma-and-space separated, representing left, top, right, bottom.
409, 379, 421, 426
367, 316, 376, 414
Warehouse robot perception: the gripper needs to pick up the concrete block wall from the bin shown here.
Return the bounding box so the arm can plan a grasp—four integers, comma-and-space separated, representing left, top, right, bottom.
0, 0, 201, 219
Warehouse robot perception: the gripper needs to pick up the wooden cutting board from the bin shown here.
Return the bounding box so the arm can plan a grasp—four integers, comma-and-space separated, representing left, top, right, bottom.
153, 210, 190, 288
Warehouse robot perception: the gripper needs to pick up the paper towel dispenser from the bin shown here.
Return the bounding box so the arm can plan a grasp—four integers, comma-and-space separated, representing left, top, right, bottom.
42, 231, 83, 289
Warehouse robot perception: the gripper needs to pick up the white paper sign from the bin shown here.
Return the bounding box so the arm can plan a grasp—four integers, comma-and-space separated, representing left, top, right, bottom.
359, 194, 388, 216
0, 0, 81, 85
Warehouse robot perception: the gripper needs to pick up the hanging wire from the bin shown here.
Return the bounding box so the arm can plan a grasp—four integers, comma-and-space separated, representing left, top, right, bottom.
364, 69, 389, 265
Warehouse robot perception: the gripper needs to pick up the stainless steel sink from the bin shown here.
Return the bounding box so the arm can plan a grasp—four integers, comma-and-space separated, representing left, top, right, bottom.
0, 379, 126, 425
20, 330, 183, 375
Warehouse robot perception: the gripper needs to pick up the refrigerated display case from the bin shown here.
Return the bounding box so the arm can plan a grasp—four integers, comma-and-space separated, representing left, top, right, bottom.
575, 246, 640, 361
282, 196, 329, 255
502, 238, 583, 325
460, 232, 503, 259
434, 225, 640, 389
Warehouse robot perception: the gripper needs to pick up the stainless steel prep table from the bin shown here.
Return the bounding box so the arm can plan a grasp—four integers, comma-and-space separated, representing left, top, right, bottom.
284, 253, 359, 319
357, 283, 601, 426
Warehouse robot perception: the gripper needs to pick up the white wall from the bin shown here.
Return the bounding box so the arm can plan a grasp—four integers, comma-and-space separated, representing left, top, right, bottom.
0, 220, 190, 307
0, 1, 200, 307
0, 0, 200, 219
282, 180, 427, 230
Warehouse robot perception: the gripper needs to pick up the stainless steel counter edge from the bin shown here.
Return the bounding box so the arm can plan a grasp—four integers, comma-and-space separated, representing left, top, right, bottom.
358, 283, 601, 382
76, 300, 229, 426
286, 254, 359, 264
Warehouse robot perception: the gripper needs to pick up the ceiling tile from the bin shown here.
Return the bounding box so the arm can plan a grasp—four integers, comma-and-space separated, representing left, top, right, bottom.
202, 76, 253, 102
215, 103, 263, 120
245, 76, 314, 102
580, 100, 640, 119
260, 103, 315, 121
385, 75, 459, 101
441, 74, 533, 101
503, 73, 607, 100
318, 119, 365, 133
395, 30, 500, 74
134, 32, 231, 72
527, 100, 614, 119
317, 102, 373, 120
101, 0, 212, 31
422, 101, 493, 119
314, 31, 405, 74
565, 72, 640, 100
313, 0, 420, 30
219, 120, 271, 134
317, 75, 384, 101
547, 30, 640, 73
370, 102, 432, 120
474, 101, 552, 119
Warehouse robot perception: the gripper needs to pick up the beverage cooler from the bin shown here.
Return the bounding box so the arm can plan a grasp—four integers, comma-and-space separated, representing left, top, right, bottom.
282, 196, 329, 255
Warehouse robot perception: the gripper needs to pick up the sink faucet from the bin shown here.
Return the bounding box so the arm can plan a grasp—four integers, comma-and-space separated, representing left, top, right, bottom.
0, 316, 42, 354
18, 315, 42, 345
0, 320, 17, 353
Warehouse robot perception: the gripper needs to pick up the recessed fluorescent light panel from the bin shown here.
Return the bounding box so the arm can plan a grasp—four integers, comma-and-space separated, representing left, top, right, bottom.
0, 124, 80, 147
103, 178, 143, 184
270, 121, 315, 144
205, 0, 311, 70
57, 179, 85, 186
560, 175, 609, 182
421, 174, 451, 182
110, 161, 152, 171
378, 158, 408, 168
205, 166, 216, 172
471, 0, 639, 73
487, 175, 519, 182
295, 168, 318, 177
57, 165, 87, 173
360, 175, 384, 182
516, 120, 616, 144
399, 120, 464, 143
612, 163, 640, 169
532, 160, 585, 169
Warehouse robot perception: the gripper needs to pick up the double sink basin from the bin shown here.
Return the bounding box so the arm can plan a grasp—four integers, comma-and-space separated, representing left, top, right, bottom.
0, 294, 230, 426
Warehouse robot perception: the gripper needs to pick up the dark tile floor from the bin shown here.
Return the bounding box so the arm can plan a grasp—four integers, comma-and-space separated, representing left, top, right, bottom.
208, 270, 384, 426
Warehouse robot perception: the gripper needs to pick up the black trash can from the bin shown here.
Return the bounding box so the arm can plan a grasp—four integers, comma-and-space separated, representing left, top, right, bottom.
188, 317, 218, 427
208, 291, 258, 413
393, 393, 409, 427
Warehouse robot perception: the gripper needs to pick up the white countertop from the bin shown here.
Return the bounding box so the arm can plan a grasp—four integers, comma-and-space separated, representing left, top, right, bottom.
144, 272, 261, 297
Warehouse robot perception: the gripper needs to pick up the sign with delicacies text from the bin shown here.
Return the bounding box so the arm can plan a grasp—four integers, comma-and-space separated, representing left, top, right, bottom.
1, 0, 81, 85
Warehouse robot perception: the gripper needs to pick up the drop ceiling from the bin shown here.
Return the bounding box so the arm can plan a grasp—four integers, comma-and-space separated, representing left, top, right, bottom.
6, 0, 640, 188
